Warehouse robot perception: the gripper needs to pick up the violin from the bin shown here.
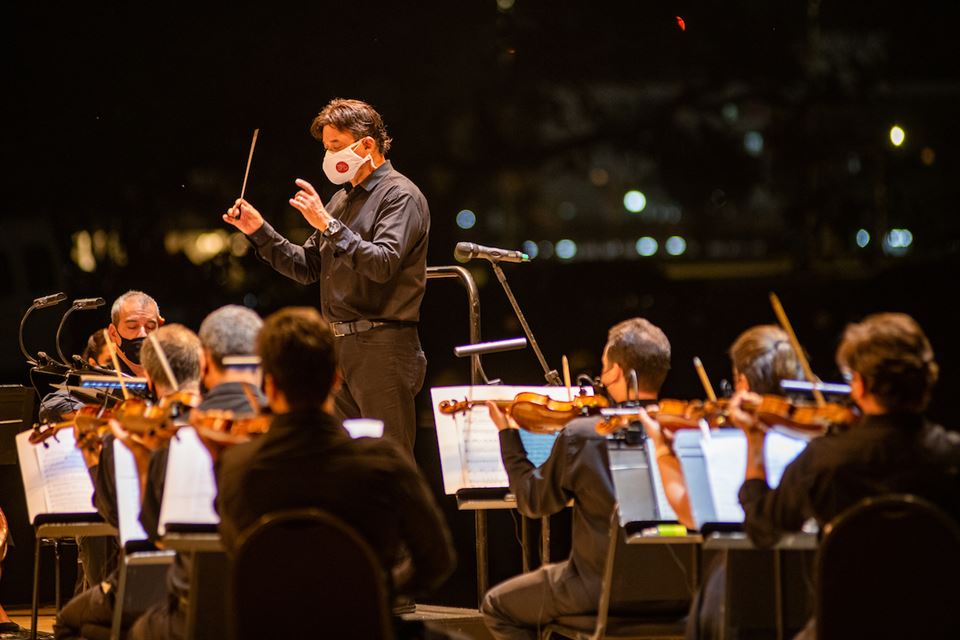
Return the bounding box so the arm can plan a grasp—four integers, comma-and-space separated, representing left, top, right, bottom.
113, 390, 201, 436
438, 391, 610, 434
188, 408, 272, 446
594, 399, 730, 436
595, 395, 858, 439
29, 403, 117, 449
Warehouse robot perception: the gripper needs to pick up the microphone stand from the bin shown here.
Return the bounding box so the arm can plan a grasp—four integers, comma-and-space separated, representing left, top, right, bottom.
56, 298, 106, 366
19, 293, 67, 365
490, 261, 562, 386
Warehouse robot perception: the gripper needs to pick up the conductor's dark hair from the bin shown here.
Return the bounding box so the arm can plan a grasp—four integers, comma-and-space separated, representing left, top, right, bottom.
605, 318, 671, 394
836, 312, 938, 413
310, 98, 392, 155
257, 307, 337, 411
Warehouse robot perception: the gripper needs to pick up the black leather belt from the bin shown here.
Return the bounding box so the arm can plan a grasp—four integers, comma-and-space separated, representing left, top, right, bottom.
331, 320, 401, 337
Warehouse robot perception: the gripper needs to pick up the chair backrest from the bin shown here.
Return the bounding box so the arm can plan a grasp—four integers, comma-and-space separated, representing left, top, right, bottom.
593, 507, 697, 635
816, 494, 960, 640
230, 508, 394, 640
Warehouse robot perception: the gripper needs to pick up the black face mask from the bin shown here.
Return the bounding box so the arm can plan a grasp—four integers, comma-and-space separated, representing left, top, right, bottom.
119, 336, 146, 365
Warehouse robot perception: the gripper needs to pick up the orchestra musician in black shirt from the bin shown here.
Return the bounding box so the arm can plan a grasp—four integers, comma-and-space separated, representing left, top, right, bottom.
481, 317, 681, 640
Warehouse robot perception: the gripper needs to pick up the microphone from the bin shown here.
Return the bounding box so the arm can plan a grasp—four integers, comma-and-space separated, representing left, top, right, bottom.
454, 242, 530, 264
72, 297, 106, 310
33, 292, 67, 309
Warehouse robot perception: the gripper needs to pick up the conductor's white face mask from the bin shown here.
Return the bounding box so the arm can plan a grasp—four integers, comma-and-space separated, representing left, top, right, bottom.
322, 138, 373, 185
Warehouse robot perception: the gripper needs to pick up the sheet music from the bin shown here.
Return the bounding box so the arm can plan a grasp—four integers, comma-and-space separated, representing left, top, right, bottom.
764, 433, 807, 488
702, 434, 749, 522
158, 426, 219, 535
647, 450, 678, 521
112, 440, 149, 545
16, 430, 97, 522
431, 385, 584, 494
701, 430, 808, 523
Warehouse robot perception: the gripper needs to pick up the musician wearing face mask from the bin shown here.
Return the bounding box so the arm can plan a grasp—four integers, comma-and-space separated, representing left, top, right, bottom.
38, 290, 164, 424
223, 98, 429, 455
636, 325, 803, 640
481, 318, 685, 640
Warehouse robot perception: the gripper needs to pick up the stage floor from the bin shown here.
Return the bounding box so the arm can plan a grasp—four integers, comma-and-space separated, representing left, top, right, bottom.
5, 604, 494, 640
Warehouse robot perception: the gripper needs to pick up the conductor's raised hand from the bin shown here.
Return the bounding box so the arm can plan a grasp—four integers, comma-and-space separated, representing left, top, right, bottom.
289, 178, 331, 232
223, 198, 264, 235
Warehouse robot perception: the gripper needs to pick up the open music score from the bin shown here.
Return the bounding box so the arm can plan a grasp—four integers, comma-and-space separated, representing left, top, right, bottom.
158, 426, 219, 535
675, 429, 807, 527
430, 385, 576, 494
16, 429, 97, 521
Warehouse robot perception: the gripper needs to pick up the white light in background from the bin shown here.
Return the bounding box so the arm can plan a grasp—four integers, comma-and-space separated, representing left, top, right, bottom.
456, 209, 476, 229
883, 228, 913, 256
856, 229, 870, 248
665, 236, 687, 256
555, 239, 577, 260
522, 240, 539, 259
743, 131, 764, 157
889, 125, 906, 147
635, 237, 658, 257
624, 190, 647, 213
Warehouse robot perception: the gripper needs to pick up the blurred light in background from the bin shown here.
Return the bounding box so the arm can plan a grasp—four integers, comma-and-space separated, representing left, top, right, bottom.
557, 201, 577, 220
496, 0, 515, 10
589, 167, 609, 186
743, 131, 764, 157
456, 209, 476, 229
635, 236, 658, 257
537, 240, 555, 260
522, 240, 539, 259
847, 153, 862, 175
921, 147, 936, 166
665, 236, 687, 256
889, 125, 905, 147
624, 190, 647, 213
722, 103, 738, 122
883, 228, 913, 256
555, 239, 577, 260
856, 229, 870, 248
72, 231, 96, 272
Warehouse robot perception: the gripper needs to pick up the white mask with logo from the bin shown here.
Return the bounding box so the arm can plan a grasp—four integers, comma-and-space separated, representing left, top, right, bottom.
322, 138, 373, 185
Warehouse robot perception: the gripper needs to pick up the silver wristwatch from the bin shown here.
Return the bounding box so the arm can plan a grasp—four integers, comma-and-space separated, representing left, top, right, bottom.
322, 218, 343, 237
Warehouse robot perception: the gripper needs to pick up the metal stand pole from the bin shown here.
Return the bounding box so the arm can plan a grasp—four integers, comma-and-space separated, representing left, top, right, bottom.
426, 266, 491, 607
489, 263, 561, 386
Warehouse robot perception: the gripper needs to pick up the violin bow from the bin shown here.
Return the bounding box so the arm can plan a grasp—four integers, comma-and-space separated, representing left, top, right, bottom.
769, 293, 825, 407
147, 332, 180, 391
562, 355, 572, 402
693, 357, 718, 403
102, 330, 130, 401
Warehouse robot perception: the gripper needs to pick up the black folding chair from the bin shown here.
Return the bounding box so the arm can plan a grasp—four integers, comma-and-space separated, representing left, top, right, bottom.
230, 508, 394, 640
816, 494, 960, 640
542, 509, 692, 640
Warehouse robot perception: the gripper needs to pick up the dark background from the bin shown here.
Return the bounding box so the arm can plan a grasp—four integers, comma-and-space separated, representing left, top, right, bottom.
4, 0, 959, 607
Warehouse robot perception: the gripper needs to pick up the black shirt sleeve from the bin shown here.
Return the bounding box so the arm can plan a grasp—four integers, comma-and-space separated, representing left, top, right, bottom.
499, 429, 571, 519
391, 456, 456, 597
739, 444, 818, 548
92, 434, 119, 528
138, 448, 169, 543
